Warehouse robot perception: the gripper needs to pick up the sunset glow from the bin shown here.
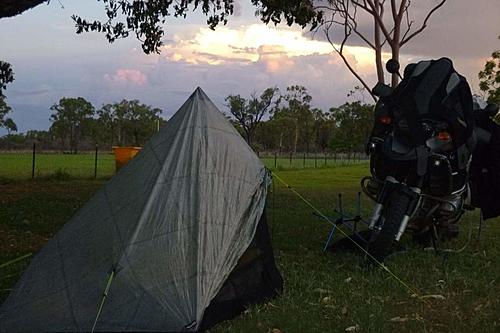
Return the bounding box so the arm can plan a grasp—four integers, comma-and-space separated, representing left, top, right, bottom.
161, 24, 385, 72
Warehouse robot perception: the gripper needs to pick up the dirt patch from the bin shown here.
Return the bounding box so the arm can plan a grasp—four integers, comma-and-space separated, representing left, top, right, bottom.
0, 180, 102, 203
0, 224, 49, 255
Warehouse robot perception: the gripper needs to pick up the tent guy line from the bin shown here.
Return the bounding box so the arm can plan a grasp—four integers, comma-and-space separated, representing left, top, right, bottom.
269, 169, 426, 302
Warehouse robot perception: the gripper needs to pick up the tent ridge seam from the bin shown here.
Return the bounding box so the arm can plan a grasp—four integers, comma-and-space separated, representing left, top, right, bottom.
55, 236, 80, 331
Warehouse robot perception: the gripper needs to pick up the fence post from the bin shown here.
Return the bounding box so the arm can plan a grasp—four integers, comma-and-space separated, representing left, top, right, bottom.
303, 153, 306, 168
274, 151, 277, 168
324, 152, 327, 166
94, 144, 98, 179
289, 152, 292, 166
31, 142, 36, 179
314, 153, 317, 168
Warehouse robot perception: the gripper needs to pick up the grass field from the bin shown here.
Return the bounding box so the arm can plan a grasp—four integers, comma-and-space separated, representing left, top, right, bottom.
0, 152, 366, 179
1, 165, 499, 332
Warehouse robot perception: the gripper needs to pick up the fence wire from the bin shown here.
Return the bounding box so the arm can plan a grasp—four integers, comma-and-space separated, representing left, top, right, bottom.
0, 149, 368, 180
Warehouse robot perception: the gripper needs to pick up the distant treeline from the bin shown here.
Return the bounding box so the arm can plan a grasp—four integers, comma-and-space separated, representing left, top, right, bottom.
1, 98, 164, 152
0, 86, 374, 153
226, 85, 373, 153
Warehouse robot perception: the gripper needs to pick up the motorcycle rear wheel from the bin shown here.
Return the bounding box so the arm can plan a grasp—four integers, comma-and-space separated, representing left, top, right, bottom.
368, 191, 410, 262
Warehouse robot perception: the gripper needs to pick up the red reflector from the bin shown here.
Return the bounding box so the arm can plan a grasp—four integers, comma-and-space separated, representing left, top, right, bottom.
379, 115, 392, 125
437, 131, 451, 141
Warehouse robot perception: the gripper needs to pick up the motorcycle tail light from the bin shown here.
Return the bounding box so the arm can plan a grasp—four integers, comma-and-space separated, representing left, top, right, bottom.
379, 115, 392, 125
437, 131, 451, 142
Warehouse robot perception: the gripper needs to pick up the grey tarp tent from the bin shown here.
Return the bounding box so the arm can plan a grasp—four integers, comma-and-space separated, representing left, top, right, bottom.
0, 88, 282, 332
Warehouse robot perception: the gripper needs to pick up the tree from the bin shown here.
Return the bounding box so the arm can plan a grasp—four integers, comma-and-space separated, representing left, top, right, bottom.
97, 100, 162, 147
50, 97, 95, 153
1, 1, 236, 53
72, 0, 237, 54
273, 85, 315, 153
329, 101, 372, 152
0, 61, 17, 132
257, 0, 448, 97
3, 118, 17, 134
312, 108, 335, 151
0, 1, 48, 18
225, 87, 279, 146
479, 41, 500, 105
4, 0, 447, 86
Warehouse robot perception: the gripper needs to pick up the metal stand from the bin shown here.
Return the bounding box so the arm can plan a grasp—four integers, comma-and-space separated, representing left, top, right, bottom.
314, 192, 370, 252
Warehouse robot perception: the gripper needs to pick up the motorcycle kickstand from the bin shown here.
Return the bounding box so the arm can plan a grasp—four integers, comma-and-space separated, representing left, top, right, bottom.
431, 225, 450, 266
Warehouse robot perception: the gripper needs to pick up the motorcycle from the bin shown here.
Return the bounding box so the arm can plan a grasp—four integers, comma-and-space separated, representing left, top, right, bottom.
361, 57, 499, 262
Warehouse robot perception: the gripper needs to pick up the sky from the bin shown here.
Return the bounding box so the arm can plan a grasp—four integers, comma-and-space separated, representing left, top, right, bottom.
0, 0, 499, 134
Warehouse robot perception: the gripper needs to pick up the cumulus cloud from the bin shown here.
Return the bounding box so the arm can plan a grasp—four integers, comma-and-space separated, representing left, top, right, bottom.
143, 45, 370, 115
104, 69, 148, 86
158, 23, 388, 79
256, 45, 296, 73
161, 25, 336, 65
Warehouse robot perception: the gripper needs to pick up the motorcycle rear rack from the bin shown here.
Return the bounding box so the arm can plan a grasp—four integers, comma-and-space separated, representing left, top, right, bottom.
314, 192, 371, 252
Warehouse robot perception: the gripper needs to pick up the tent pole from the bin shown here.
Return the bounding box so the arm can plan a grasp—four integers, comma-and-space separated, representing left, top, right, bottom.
91, 269, 115, 333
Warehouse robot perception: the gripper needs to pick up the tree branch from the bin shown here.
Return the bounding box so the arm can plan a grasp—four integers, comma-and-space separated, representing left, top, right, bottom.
324, 15, 377, 102
400, 2, 414, 42
0, 0, 48, 18
400, 0, 447, 46
356, 0, 394, 46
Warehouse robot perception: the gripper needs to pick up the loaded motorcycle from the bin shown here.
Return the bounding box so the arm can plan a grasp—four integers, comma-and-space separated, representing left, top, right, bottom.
361, 57, 499, 262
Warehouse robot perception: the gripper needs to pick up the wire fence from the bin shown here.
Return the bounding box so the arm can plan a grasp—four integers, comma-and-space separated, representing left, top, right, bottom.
259, 151, 368, 170
0, 146, 369, 180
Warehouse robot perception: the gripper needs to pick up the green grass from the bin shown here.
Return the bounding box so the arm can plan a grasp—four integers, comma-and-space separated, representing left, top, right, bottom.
1, 165, 499, 332
0, 152, 366, 179
0, 153, 116, 179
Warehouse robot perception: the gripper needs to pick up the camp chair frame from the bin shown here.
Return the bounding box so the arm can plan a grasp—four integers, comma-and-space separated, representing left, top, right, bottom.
314, 192, 371, 252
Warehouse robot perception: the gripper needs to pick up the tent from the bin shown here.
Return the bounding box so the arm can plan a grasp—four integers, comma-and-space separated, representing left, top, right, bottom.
0, 88, 283, 332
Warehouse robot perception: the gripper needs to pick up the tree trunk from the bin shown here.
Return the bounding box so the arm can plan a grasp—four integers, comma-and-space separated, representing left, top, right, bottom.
391, 15, 402, 88
293, 122, 299, 154
245, 130, 252, 145
70, 125, 75, 154
391, 44, 400, 87
374, 2, 385, 84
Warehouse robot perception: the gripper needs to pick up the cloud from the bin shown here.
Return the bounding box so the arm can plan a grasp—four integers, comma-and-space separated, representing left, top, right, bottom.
159, 23, 388, 78
9, 85, 52, 97
143, 45, 369, 115
104, 69, 148, 86
161, 24, 335, 65
256, 45, 295, 73
233, 0, 242, 17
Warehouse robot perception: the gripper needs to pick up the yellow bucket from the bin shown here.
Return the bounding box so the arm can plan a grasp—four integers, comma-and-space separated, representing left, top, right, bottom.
112, 146, 142, 171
